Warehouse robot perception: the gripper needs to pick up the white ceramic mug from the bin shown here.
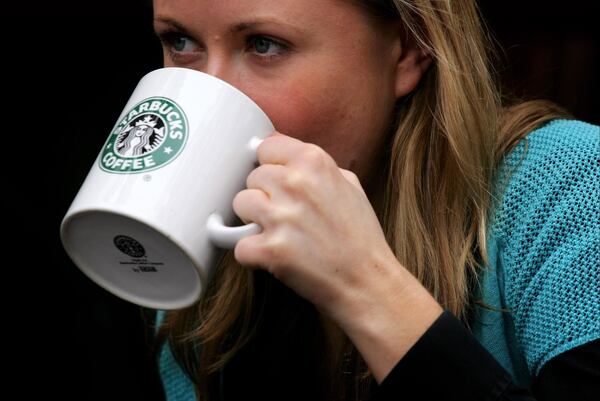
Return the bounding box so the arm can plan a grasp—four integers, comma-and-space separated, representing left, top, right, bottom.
60, 67, 274, 310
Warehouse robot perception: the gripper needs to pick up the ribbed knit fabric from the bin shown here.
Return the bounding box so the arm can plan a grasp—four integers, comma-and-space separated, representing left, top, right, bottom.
156, 119, 600, 399
472, 119, 600, 388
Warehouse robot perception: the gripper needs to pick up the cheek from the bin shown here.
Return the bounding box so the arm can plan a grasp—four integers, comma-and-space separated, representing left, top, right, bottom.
242, 71, 393, 183
246, 79, 357, 161
250, 81, 328, 140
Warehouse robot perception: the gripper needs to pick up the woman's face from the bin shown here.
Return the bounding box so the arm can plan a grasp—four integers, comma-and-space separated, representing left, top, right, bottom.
153, 0, 425, 186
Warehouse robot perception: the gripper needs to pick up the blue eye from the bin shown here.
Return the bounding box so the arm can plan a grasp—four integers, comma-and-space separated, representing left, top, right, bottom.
158, 31, 199, 54
248, 36, 287, 57
254, 37, 274, 54
172, 35, 189, 52
171, 34, 197, 52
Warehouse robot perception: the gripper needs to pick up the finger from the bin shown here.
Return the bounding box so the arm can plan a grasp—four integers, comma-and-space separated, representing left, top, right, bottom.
246, 163, 288, 194
235, 230, 287, 275
257, 132, 333, 168
234, 234, 266, 270
232, 188, 271, 226
257, 132, 304, 165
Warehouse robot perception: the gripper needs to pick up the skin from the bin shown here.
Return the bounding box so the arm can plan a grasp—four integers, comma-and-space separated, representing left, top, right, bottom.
153, 0, 442, 382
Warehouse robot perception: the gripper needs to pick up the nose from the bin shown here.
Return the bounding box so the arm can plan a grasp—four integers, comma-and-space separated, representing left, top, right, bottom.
202, 45, 240, 89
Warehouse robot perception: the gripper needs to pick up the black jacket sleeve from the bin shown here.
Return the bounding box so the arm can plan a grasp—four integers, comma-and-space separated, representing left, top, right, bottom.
369, 310, 600, 401
532, 336, 600, 400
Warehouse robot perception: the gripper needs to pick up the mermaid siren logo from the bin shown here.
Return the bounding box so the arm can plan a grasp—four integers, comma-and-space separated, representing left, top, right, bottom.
100, 97, 188, 173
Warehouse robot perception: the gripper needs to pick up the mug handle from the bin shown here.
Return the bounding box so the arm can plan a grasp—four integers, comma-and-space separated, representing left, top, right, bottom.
206, 136, 264, 249
206, 213, 262, 249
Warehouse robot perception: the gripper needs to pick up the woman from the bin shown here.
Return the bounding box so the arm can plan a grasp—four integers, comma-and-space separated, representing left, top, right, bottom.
150, 0, 599, 400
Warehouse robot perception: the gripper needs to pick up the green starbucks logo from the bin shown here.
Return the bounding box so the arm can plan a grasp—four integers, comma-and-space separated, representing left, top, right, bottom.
100, 97, 188, 173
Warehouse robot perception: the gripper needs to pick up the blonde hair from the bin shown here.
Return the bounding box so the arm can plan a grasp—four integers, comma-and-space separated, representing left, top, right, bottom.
153, 1, 570, 399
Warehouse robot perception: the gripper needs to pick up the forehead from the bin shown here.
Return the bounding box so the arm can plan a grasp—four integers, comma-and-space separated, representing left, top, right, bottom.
152, 0, 365, 27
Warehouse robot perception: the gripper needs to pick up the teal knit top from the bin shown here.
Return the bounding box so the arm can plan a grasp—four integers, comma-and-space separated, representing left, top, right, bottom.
471, 119, 599, 388
155, 119, 600, 400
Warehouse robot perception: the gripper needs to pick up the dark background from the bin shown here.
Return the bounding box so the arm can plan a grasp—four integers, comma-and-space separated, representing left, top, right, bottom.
8, 1, 597, 400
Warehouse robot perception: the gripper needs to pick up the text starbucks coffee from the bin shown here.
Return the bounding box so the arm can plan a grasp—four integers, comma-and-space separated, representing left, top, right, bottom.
99, 97, 188, 174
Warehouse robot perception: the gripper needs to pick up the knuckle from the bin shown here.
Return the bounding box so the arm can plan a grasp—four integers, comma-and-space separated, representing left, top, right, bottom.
271, 203, 302, 226
301, 144, 326, 165
346, 170, 360, 185
347, 170, 359, 181
303, 144, 323, 162
282, 167, 308, 192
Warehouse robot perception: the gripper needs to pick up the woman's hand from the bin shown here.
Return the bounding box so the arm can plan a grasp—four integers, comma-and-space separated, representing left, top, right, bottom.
232, 132, 442, 382
233, 132, 393, 314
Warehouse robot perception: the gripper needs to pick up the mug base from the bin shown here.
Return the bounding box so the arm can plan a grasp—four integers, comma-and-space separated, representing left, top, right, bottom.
60, 210, 202, 310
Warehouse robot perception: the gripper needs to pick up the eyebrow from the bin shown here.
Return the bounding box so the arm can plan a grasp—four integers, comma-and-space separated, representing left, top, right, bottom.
153, 17, 189, 35
154, 16, 304, 36
230, 19, 302, 34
